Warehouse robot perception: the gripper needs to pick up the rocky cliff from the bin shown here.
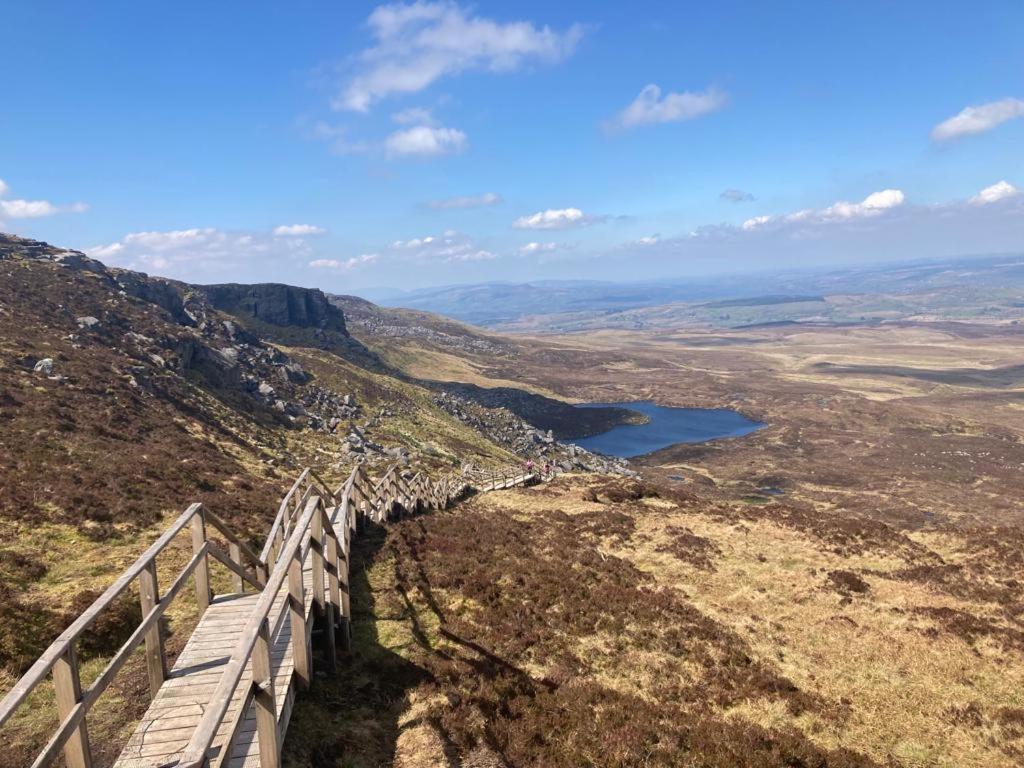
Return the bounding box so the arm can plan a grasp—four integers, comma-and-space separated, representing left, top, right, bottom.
201, 283, 348, 332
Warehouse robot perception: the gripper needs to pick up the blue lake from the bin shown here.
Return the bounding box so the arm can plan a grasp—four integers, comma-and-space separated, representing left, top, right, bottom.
573, 401, 763, 458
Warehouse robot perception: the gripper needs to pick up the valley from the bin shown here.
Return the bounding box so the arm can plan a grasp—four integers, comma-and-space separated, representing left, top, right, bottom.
2, 236, 1023, 767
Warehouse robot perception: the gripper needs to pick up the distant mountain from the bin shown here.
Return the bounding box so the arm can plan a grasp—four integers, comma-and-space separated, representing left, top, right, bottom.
384, 253, 1024, 330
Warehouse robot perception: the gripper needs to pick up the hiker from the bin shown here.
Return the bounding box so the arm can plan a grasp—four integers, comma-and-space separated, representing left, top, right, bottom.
544, 462, 551, 478
526, 458, 535, 473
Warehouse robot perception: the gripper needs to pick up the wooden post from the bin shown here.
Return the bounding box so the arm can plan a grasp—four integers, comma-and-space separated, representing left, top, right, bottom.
53, 645, 92, 768
252, 617, 280, 768
191, 510, 211, 614
138, 560, 167, 698
229, 541, 244, 593
288, 547, 312, 690
339, 527, 352, 652
312, 509, 336, 672
324, 515, 345, 659
274, 527, 284, 567
311, 511, 326, 617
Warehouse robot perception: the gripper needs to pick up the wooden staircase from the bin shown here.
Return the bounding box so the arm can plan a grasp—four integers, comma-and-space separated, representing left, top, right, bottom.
0, 463, 539, 768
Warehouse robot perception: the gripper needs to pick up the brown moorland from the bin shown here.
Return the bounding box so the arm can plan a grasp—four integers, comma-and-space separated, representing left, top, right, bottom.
284, 473, 1024, 767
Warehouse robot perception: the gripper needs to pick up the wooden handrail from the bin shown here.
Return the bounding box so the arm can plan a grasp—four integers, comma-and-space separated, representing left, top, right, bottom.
0, 502, 204, 728
26, 544, 209, 768
205, 508, 264, 570
2, 460, 539, 768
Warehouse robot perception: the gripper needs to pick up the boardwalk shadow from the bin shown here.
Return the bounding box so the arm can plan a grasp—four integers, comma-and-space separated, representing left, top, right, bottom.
284, 516, 436, 767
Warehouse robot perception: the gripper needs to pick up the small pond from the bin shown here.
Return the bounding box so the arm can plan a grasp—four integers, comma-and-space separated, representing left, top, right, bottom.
572, 401, 763, 458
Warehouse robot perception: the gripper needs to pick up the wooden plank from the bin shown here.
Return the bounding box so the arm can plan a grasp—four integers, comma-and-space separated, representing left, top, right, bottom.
113, 585, 298, 768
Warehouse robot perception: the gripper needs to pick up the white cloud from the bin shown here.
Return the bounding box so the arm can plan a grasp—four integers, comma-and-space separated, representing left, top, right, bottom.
821, 189, 905, 219
309, 254, 377, 270
635, 235, 660, 246
519, 241, 556, 254
741, 189, 905, 232
625, 183, 1024, 273
0, 199, 59, 218
274, 224, 327, 236
384, 125, 467, 157
338, 2, 584, 112
607, 84, 727, 132
392, 235, 437, 248
425, 192, 502, 210
513, 207, 598, 230
971, 180, 1019, 205
0, 199, 88, 219
0, 178, 88, 222
741, 215, 772, 231
932, 98, 1024, 142
85, 227, 310, 278
389, 230, 495, 262
720, 188, 755, 203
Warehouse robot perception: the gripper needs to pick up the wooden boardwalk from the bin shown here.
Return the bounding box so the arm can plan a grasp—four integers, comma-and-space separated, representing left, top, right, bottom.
1, 464, 540, 768
114, 578, 309, 767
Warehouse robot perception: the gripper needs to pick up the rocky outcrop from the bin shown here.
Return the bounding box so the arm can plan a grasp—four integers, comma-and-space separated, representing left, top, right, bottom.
439, 382, 644, 440
433, 390, 634, 476
200, 283, 348, 333
113, 271, 195, 326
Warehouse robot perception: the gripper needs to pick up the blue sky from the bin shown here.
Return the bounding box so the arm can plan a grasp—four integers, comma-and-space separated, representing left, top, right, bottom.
2, 1, 1023, 291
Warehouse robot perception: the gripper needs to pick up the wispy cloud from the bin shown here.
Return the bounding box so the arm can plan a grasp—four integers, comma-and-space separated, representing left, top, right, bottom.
390, 229, 496, 261
86, 227, 314, 279
338, 2, 584, 112
606, 84, 727, 132
720, 188, 755, 203
932, 97, 1024, 142
274, 224, 326, 236
513, 207, 604, 230
384, 124, 468, 157
305, 120, 373, 155
518, 241, 556, 255
425, 192, 502, 210
309, 254, 378, 270
391, 106, 437, 125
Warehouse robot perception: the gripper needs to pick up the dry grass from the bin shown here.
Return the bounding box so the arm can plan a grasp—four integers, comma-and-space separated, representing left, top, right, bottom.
288, 474, 1014, 766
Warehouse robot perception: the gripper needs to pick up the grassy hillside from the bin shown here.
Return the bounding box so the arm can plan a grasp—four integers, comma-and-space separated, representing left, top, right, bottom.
5, 234, 1024, 767
0, 237, 519, 765
285, 474, 1024, 768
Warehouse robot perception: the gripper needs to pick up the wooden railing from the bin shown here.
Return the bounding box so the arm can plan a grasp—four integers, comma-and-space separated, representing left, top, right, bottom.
0, 461, 538, 768
0, 502, 263, 768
